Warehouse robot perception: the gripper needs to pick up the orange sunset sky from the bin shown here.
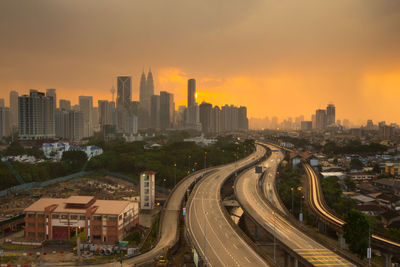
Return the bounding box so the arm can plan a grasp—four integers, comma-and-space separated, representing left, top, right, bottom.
1, 0, 400, 125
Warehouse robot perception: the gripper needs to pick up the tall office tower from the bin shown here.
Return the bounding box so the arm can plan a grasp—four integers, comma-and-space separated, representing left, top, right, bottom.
59, 99, 71, 110
55, 109, 84, 141
315, 109, 327, 130
139, 72, 147, 106
199, 102, 213, 133
46, 89, 57, 108
0, 107, 10, 138
9, 91, 19, 130
212, 106, 221, 133
18, 90, 55, 140
187, 79, 196, 108
0, 99, 4, 107
175, 106, 186, 128
238, 106, 249, 131
79, 96, 93, 138
301, 121, 313, 131
366, 120, 374, 130
131, 101, 140, 116
117, 76, 132, 111
150, 95, 160, 129
326, 104, 335, 126
160, 91, 174, 130
92, 107, 99, 132
125, 115, 138, 134
146, 69, 154, 100
98, 100, 112, 127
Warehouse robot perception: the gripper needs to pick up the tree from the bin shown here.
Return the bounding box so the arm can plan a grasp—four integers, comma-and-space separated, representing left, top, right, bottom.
343, 209, 370, 259
61, 150, 88, 171
350, 158, 364, 170
4, 141, 25, 156
344, 176, 356, 191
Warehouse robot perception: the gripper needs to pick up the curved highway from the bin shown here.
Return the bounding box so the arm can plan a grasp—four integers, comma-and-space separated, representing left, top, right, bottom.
303, 162, 400, 250
186, 145, 272, 267
235, 144, 355, 266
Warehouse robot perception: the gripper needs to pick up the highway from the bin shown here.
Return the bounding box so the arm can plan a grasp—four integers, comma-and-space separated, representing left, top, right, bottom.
186, 145, 272, 267
235, 144, 355, 266
303, 162, 400, 250
84, 169, 217, 267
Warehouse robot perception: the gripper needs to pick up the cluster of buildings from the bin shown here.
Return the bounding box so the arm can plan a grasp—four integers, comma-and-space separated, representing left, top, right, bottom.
0, 71, 249, 141
42, 142, 103, 161
24, 171, 156, 243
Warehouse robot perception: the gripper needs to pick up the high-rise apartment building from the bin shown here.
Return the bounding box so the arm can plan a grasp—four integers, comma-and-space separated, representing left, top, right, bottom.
98, 100, 115, 127
160, 91, 174, 130
18, 90, 55, 140
315, 109, 327, 130
238, 106, 249, 131
9, 91, 19, 129
46, 89, 57, 109
79, 96, 93, 138
55, 109, 84, 141
59, 99, 71, 111
301, 121, 313, 131
117, 76, 132, 111
0, 99, 5, 108
0, 107, 10, 138
200, 102, 212, 133
326, 104, 335, 126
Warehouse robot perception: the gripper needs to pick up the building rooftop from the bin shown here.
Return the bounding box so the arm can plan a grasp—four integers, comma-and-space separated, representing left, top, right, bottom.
65, 196, 95, 205
25, 196, 136, 215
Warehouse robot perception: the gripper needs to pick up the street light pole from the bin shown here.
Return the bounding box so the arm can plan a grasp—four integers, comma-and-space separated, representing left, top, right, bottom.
290, 187, 294, 215
298, 187, 303, 223
173, 163, 177, 186
204, 211, 208, 265
204, 151, 207, 170
272, 211, 276, 263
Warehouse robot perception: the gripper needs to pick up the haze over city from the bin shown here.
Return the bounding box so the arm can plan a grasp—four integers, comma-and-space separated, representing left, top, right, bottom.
1, 0, 400, 125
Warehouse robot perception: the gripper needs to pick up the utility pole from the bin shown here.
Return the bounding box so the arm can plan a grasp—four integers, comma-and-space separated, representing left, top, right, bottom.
204, 211, 208, 265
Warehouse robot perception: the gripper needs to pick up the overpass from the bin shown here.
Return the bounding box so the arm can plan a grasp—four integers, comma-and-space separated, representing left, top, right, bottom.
235, 143, 356, 267
185, 145, 276, 266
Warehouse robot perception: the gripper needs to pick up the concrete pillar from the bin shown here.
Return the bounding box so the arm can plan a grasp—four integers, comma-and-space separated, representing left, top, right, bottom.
293, 257, 298, 267
255, 224, 260, 241
318, 221, 326, 233
284, 252, 291, 267
382, 253, 392, 267
337, 232, 346, 250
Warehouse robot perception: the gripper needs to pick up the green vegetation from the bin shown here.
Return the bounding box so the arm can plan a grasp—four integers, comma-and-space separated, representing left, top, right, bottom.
0, 135, 254, 191
343, 176, 356, 191
276, 164, 311, 222
124, 230, 141, 246
4, 141, 44, 159
343, 209, 370, 259
142, 215, 160, 251
320, 176, 355, 216
350, 158, 364, 170
87, 136, 255, 187
322, 140, 387, 155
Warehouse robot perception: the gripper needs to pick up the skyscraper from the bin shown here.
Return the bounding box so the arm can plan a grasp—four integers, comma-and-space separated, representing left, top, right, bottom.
59, 99, 71, 110
117, 76, 132, 111
187, 79, 196, 108
19, 90, 55, 140
139, 70, 155, 129
46, 89, 57, 109
238, 106, 249, 131
0, 99, 4, 107
160, 91, 174, 130
79, 96, 93, 138
55, 109, 84, 141
199, 102, 212, 133
0, 107, 10, 138
150, 95, 160, 129
326, 104, 335, 126
315, 109, 327, 130
9, 91, 19, 130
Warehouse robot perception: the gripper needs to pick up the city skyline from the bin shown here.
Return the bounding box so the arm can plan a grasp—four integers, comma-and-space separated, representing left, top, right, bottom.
1, 1, 400, 124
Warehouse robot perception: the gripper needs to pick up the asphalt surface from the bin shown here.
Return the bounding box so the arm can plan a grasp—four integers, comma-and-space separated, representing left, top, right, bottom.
82, 170, 216, 267
303, 162, 400, 251
186, 145, 270, 267
235, 144, 355, 267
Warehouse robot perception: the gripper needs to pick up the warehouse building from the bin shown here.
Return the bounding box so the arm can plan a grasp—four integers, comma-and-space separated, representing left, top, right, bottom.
24, 196, 139, 243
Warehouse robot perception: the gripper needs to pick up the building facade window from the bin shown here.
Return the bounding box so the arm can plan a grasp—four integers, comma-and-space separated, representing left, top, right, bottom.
52, 214, 59, 219
61, 214, 68, 219
28, 232, 35, 237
